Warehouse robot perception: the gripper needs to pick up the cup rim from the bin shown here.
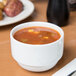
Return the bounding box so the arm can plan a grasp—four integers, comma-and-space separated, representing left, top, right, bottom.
10, 21, 64, 46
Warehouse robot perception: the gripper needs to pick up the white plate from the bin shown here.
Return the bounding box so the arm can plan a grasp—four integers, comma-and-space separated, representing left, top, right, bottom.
0, 0, 34, 26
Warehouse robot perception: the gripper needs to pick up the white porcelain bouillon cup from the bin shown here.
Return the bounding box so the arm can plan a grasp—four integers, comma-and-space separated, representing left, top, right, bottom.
10, 22, 64, 72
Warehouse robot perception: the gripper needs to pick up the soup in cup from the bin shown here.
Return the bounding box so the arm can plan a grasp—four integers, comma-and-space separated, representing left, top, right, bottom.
10, 22, 64, 72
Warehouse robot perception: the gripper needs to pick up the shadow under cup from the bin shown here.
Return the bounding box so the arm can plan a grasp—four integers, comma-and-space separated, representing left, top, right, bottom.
10, 22, 64, 72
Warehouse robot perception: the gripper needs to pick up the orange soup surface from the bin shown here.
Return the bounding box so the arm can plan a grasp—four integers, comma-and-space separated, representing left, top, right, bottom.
13, 27, 61, 45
